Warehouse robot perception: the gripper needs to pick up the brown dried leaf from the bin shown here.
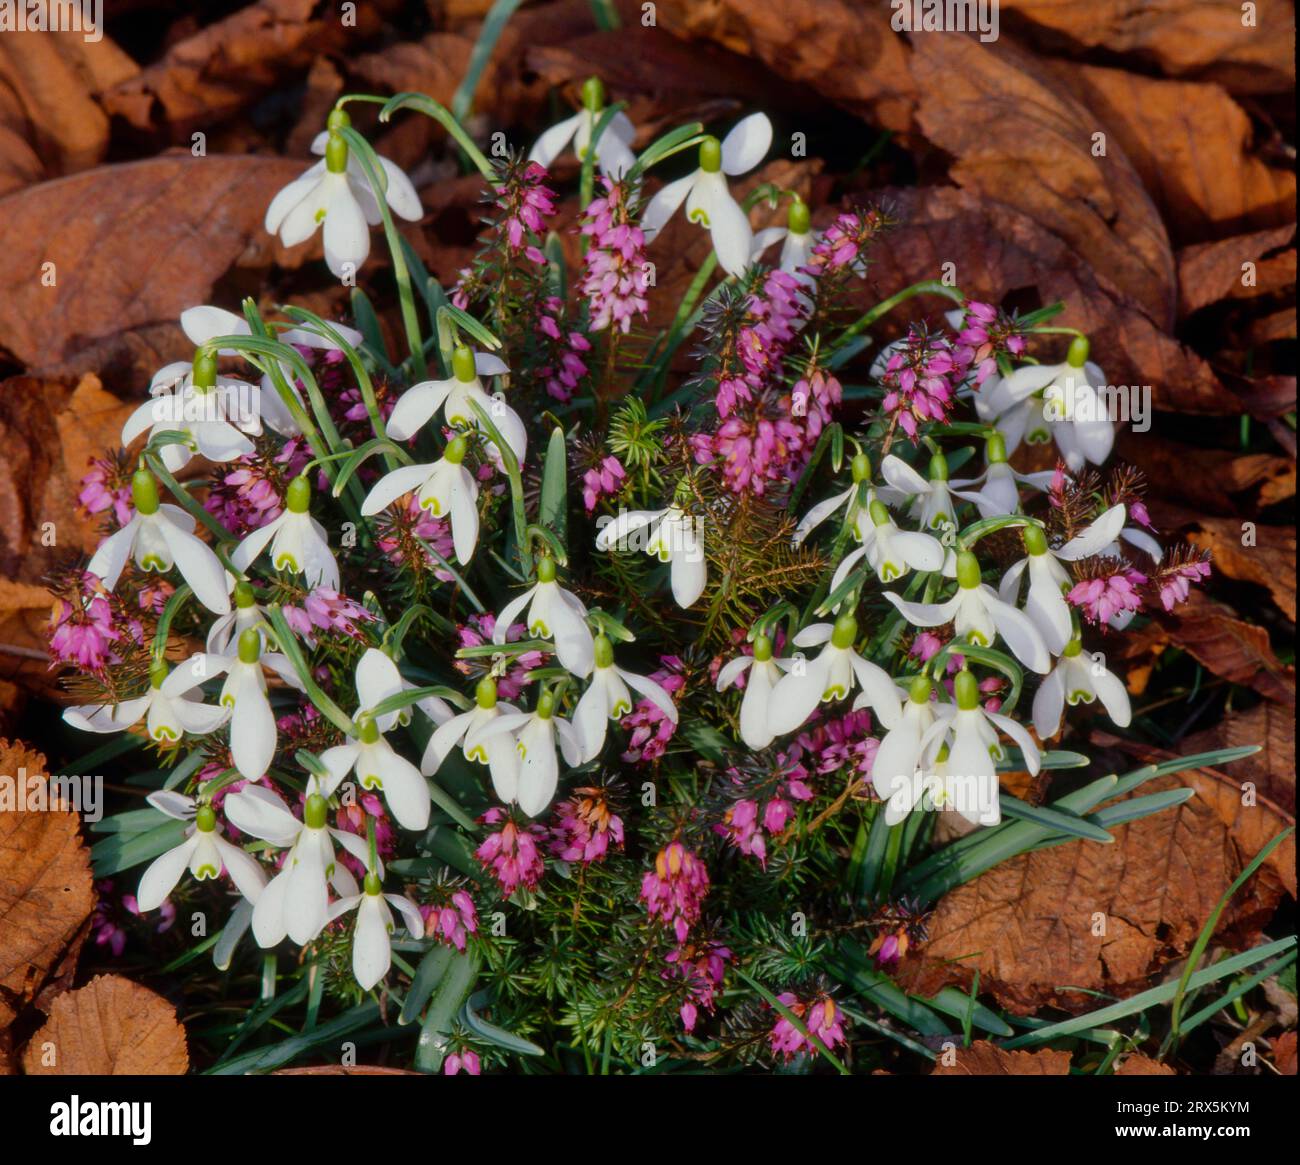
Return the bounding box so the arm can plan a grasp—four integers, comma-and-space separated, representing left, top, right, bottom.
1185, 517, 1296, 622
1114, 432, 1296, 514
1116, 1054, 1176, 1075
0, 739, 95, 1030
21, 974, 188, 1075
1274, 1030, 1297, 1075
1184, 702, 1295, 817
931, 1040, 1071, 1075
1176, 226, 1296, 318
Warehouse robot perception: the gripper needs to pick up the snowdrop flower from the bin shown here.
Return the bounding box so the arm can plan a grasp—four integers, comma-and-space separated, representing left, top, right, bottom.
792, 453, 874, 548
64, 660, 226, 742
206, 580, 272, 656
361, 434, 480, 565
232, 474, 339, 590
89, 470, 231, 615
424, 676, 520, 804
266, 111, 422, 279
574, 635, 679, 762
831, 500, 945, 593
877, 452, 957, 532
642, 113, 772, 276
319, 659, 433, 832
350, 645, 453, 735
948, 432, 1057, 520
999, 507, 1127, 655
135, 792, 266, 912
529, 76, 636, 178
751, 197, 816, 285
980, 336, 1113, 471
329, 871, 425, 990
715, 633, 785, 750
121, 349, 259, 473
180, 305, 363, 438
1032, 638, 1132, 740
224, 783, 371, 947
884, 550, 1051, 674
385, 344, 525, 464
595, 503, 706, 609
493, 556, 595, 678
871, 675, 949, 818
164, 630, 305, 780
468, 688, 582, 817
768, 613, 902, 737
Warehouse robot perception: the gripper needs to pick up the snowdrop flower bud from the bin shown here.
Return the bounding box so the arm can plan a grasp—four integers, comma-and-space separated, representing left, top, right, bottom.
1032, 637, 1132, 740
642, 113, 772, 276
232, 473, 339, 589
88, 469, 231, 615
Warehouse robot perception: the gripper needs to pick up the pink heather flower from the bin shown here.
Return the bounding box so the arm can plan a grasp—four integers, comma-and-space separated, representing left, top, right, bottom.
78, 458, 133, 527
880, 328, 961, 438
621, 655, 685, 763
456, 614, 543, 700
204, 437, 311, 535
769, 992, 848, 1062
421, 890, 479, 953
788, 709, 878, 778
579, 178, 651, 333
1068, 568, 1147, 625
333, 792, 397, 878
664, 941, 731, 1034
1158, 558, 1211, 612
581, 454, 627, 512
641, 841, 710, 943
282, 588, 373, 648
549, 787, 625, 864
953, 300, 1028, 388
909, 631, 945, 663
375, 493, 457, 581
800, 210, 883, 277
476, 807, 546, 896
1130, 500, 1154, 530
48, 582, 121, 671
121, 889, 175, 934
535, 295, 591, 403
720, 798, 767, 865
500, 161, 557, 257
444, 1050, 481, 1076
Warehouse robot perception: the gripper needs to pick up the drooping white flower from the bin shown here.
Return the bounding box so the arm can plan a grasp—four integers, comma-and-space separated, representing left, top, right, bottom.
224, 781, 370, 947
883, 550, 1051, 675
164, 631, 305, 780
715, 632, 786, 750
642, 113, 772, 276
88, 470, 231, 615
328, 871, 425, 991
467, 688, 582, 817
876, 452, 957, 532
1032, 638, 1132, 740
871, 675, 950, 817
350, 644, 454, 735
135, 792, 266, 913
831, 500, 945, 594
206, 579, 273, 656
595, 504, 706, 609
265, 118, 422, 278
999, 506, 1127, 655
750, 196, 816, 286
529, 76, 636, 178
767, 613, 902, 737
978, 336, 1113, 471
574, 635, 678, 761
231, 474, 339, 590
64, 660, 226, 743
121, 349, 260, 473
385, 344, 525, 464
318, 656, 433, 832
179, 305, 363, 438
361, 434, 481, 565
948, 433, 1057, 520
792, 452, 874, 548
493, 556, 595, 679
423, 676, 520, 804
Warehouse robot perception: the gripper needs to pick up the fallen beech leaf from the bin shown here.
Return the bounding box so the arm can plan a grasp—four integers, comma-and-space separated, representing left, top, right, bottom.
898, 761, 1293, 1014
1116, 1054, 1176, 1075
0, 154, 311, 371
1057, 66, 1296, 247
21, 974, 188, 1075
1274, 1031, 1297, 1075
1185, 518, 1296, 622
931, 1041, 1070, 1075
999, 0, 1296, 96
1176, 226, 1296, 318
1184, 703, 1294, 817
0, 739, 95, 1029
1114, 432, 1296, 514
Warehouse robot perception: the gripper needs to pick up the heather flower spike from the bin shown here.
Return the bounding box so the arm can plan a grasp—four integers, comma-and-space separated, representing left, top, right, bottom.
492, 555, 595, 679
1032, 638, 1132, 740
385, 343, 525, 463
885, 549, 1051, 674
328, 870, 425, 991
232, 474, 339, 590
135, 794, 266, 913
529, 75, 637, 179
574, 634, 679, 761
362, 434, 481, 564
715, 633, 785, 749
641, 112, 772, 276
266, 108, 422, 278
89, 469, 232, 615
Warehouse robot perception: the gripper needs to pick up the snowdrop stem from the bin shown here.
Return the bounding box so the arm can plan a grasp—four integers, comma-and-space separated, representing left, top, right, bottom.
366, 814, 379, 875
467, 398, 531, 574
834, 280, 966, 351
142, 450, 237, 548
337, 126, 428, 381
151, 583, 193, 663
377, 92, 497, 182
264, 606, 356, 735
642, 251, 720, 399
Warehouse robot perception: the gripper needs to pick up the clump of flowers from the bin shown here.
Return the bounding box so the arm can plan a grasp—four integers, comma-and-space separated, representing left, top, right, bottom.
641, 842, 710, 942
769, 992, 848, 1062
